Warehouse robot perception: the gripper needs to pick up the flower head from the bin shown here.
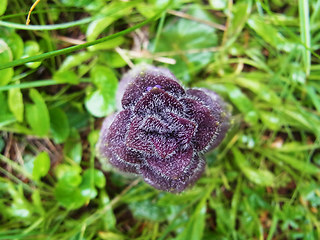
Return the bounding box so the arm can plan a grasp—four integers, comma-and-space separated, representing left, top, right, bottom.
99, 65, 229, 193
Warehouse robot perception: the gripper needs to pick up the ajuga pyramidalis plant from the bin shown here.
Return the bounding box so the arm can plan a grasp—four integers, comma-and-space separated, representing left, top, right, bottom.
99, 65, 230, 193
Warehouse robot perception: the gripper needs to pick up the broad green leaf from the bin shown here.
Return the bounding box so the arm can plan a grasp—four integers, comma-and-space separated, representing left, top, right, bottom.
0, 92, 15, 127
88, 130, 100, 148
85, 90, 115, 117
86, 17, 116, 42
55, 181, 86, 210
0, 0, 7, 16
241, 167, 274, 186
54, 163, 87, 209
0, 39, 14, 86
53, 70, 79, 84
0, 29, 24, 60
155, 4, 218, 82
59, 51, 93, 71
80, 182, 97, 199
32, 152, 50, 181
23, 154, 35, 176
64, 129, 82, 164
49, 107, 70, 143
85, 65, 118, 117
91, 65, 118, 89
22, 40, 42, 69
232, 148, 274, 186
86, 1, 133, 41
66, 106, 90, 129
26, 89, 50, 136
54, 164, 82, 185
83, 169, 106, 189
79, 169, 106, 199
8, 88, 24, 122
99, 51, 126, 68
8, 33, 24, 60
88, 36, 124, 51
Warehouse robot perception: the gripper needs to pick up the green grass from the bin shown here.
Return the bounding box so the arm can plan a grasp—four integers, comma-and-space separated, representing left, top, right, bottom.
0, 0, 320, 239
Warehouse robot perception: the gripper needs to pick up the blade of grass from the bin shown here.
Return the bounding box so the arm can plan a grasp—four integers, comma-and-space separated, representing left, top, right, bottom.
266, 204, 279, 240
299, 0, 311, 76
152, 12, 166, 53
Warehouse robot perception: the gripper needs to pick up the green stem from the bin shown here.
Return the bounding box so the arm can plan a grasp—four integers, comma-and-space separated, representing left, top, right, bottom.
0, 17, 94, 30
0, 80, 59, 91
0, 78, 90, 92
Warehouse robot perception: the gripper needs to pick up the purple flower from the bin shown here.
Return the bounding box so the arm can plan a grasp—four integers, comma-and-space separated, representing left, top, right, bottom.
99, 65, 230, 193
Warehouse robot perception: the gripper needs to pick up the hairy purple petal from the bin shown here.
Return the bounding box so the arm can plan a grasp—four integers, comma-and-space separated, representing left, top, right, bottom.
101, 110, 142, 173
141, 152, 205, 193
102, 110, 131, 158
133, 88, 184, 116
187, 88, 225, 122
108, 148, 141, 174
99, 65, 230, 193
98, 113, 116, 157
121, 66, 185, 109
168, 113, 196, 146
180, 98, 217, 152
186, 88, 230, 151
140, 116, 169, 134
146, 148, 193, 178
151, 136, 178, 158
126, 117, 154, 154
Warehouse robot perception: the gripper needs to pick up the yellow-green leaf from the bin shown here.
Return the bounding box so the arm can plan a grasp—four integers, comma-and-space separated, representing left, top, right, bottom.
8, 88, 24, 122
